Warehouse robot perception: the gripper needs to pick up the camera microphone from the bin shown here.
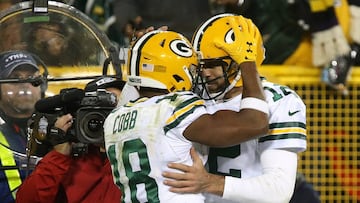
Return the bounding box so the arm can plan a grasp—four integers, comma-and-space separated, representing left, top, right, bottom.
35, 88, 85, 113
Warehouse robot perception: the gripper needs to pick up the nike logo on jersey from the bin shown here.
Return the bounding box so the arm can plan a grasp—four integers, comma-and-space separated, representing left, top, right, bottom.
288, 110, 300, 116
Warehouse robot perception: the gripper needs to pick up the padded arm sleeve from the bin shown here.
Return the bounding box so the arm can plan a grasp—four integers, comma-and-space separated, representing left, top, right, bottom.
222, 149, 298, 203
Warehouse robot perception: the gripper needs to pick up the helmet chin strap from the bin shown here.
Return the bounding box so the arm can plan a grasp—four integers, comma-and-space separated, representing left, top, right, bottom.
210, 69, 242, 101
117, 83, 140, 106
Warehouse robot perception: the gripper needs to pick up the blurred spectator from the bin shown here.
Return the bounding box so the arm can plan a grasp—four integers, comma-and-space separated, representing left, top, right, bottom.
25, 18, 102, 67
70, 0, 125, 47
0, 50, 46, 203
0, 1, 12, 11
112, 0, 213, 46
223, 0, 311, 65
0, 1, 26, 52
0, 19, 26, 52
0, 0, 20, 12
209, 0, 246, 14
27, 22, 80, 67
32, 23, 68, 60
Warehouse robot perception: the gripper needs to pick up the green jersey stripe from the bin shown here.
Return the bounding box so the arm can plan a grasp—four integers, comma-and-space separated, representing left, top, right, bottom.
259, 133, 307, 142
269, 122, 306, 129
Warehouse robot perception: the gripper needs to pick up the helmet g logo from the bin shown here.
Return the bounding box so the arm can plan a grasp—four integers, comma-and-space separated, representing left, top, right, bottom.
170, 39, 193, 58
224, 27, 240, 44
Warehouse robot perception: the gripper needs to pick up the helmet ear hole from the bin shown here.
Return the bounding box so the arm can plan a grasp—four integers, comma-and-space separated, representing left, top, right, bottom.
173, 75, 185, 83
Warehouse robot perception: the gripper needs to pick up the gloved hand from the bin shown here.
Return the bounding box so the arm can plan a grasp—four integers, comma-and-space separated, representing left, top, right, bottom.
47, 126, 70, 146
349, 4, 360, 45
312, 25, 350, 67
308, 2, 350, 67
48, 113, 73, 146
214, 15, 259, 65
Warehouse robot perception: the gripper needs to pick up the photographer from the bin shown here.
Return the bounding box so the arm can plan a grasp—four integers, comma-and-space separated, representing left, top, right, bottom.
16, 76, 124, 203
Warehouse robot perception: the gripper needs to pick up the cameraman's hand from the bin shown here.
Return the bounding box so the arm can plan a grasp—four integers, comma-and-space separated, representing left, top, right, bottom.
49, 114, 73, 155
214, 15, 259, 65
54, 113, 73, 132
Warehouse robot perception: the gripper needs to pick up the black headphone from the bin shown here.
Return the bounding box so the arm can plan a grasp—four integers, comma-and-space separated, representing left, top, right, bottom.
102, 45, 124, 77
30, 53, 48, 96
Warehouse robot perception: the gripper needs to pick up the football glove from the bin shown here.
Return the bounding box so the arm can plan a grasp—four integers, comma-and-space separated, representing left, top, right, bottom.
349, 4, 360, 45
214, 15, 259, 65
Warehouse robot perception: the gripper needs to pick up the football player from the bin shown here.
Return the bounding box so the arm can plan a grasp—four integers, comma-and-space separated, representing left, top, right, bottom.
103, 16, 269, 203
162, 13, 307, 203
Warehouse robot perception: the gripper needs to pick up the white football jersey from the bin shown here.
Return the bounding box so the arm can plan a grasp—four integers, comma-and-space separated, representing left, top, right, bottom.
104, 91, 209, 203
205, 80, 307, 203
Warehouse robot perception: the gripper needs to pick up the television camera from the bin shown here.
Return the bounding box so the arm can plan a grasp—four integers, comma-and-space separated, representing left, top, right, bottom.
30, 87, 117, 146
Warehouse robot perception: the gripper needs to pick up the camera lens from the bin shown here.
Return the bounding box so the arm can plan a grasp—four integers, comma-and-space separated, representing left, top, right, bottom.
77, 111, 108, 143
87, 118, 103, 133
81, 112, 105, 138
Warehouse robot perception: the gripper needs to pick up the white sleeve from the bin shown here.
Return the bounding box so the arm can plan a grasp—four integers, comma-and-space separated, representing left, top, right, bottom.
222, 149, 298, 203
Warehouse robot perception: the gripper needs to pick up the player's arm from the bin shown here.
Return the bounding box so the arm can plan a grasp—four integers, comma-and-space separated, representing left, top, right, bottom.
163, 148, 297, 203
184, 16, 269, 147
221, 149, 297, 203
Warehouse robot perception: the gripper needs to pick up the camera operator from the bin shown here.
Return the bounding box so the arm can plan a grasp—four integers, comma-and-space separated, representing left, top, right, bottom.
0, 50, 46, 203
16, 76, 124, 203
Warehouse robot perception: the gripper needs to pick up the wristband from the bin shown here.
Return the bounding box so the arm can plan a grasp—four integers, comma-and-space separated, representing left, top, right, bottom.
48, 127, 70, 146
240, 97, 269, 115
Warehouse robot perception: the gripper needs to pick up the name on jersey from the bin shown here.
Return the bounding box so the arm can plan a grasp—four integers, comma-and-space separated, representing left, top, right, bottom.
112, 110, 138, 133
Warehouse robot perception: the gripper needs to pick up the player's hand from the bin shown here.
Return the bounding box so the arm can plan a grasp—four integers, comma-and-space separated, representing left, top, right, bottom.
214, 15, 259, 65
131, 26, 169, 46
162, 147, 210, 193
135, 25, 168, 39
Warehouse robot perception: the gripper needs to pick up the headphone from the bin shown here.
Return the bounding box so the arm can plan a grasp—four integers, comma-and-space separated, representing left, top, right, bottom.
31, 53, 48, 97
